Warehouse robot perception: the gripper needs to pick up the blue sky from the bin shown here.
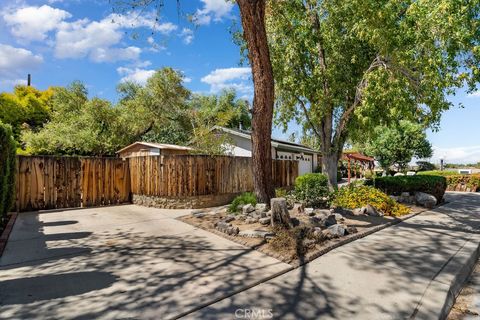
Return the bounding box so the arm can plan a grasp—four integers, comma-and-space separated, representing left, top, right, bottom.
0, 0, 478, 164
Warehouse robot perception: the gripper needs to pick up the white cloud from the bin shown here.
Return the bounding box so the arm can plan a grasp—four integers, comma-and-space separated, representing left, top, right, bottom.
467, 90, 480, 97
0, 44, 43, 77
430, 145, 480, 164
194, 0, 234, 25
2, 5, 71, 42
183, 77, 192, 83
201, 67, 252, 94
117, 67, 155, 85
180, 28, 194, 44
3, 5, 178, 63
0, 44, 43, 90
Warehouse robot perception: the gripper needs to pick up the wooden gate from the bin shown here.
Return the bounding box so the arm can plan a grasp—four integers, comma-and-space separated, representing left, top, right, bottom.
16, 156, 130, 212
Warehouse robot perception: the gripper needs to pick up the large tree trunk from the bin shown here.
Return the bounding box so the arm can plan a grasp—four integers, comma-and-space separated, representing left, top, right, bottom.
322, 152, 339, 190
237, 0, 275, 203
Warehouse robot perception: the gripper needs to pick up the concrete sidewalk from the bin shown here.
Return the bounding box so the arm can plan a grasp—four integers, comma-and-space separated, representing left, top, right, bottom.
185, 192, 480, 319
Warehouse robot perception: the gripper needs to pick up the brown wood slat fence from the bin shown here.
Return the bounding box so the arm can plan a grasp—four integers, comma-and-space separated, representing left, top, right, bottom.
128, 155, 298, 197
16, 156, 130, 212
15, 155, 298, 212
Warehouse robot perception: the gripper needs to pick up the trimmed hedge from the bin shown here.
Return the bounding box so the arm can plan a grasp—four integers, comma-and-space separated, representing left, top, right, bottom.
419, 171, 480, 192
294, 173, 329, 207
366, 175, 447, 203
0, 121, 16, 225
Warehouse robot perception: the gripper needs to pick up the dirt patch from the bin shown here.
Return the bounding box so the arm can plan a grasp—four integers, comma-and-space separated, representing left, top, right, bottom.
448, 260, 480, 319
180, 205, 427, 265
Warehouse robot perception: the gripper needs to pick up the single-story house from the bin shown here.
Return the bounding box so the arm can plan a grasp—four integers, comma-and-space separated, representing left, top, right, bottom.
117, 142, 192, 159
214, 126, 321, 175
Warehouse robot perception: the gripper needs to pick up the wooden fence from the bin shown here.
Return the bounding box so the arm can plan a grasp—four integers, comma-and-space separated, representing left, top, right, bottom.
129, 155, 297, 197
16, 156, 130, 212
15, 155, 298, 212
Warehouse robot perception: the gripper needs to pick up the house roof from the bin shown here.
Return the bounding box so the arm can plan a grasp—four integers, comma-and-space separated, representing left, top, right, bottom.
213, 126, 321, 154
116, 142, 193, 154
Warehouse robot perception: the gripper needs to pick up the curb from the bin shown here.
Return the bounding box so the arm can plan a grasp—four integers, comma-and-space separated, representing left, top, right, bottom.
0, 212, 18, 257
411, 233, 480, 319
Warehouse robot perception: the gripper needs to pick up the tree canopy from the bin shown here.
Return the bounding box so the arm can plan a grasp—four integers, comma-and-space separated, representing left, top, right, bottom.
0, 86, 53, 141
362, 120, 433, 172
266, 0, 480, 187
16, 68, 251, 156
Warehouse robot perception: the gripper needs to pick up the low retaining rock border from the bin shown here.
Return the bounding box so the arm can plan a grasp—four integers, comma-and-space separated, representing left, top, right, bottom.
132, 193, 241, 209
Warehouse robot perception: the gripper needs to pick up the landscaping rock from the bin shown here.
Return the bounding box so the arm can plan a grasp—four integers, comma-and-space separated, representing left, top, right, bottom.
324, 214, 338, 227
323, 224, 346, 239
303, 239, 316, 248
266, 210, 272, 217
223, 215, 236, 223
394, 172, 405, 176
192, 211, 205, 218
312, 227, 325, 241
308, 216, 323, 227
365, 204, 383, 217
238, 229, 274, 238
255, 203, 268, 213
245, 217, 259, 224
353, 207, 367, 216
237, 215, 246, 221
415, 192, 437, 209
227, 226, 240, 236
314, 209, 329, 219
334, 213, 345, 222
270, 198, 293, 229
237, 204, 244, 212
290, 217, 300, 227
242, 204, 256, 214
293, 203, 305, 214
259, 217, 271, 225
215, 221, 232, 232
401, 192, 411, 198
305, 208, 315, 216
346, 226, 358, 235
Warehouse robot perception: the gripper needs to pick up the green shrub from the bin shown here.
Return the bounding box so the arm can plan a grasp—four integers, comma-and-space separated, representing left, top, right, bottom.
418, 170, 458, 176
228, 192, 257, 213
366, 175, 447, 203
332, 185, 410, 216
418, 171, 480, 192
0, 121, 17, 225
275, 188, 288, 198
294, 173, 329, 207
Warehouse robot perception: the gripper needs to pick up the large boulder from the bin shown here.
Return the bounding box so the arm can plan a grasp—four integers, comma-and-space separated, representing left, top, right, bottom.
259, 217, 271, 225
365, 204, 384, 217
415, 192, 437, 209
323, 224, 346, 239
255, 203, 268, 213
270, 198, 293, 229
242, 204, 256, 215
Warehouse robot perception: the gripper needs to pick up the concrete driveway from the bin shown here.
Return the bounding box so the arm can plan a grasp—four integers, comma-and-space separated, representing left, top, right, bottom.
0, 205, 290, 319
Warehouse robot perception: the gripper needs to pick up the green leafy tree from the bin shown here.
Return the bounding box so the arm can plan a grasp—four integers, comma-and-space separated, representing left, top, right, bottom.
0, 86, 53, 141
23, 82, 120, 156
116, 67, 193, 146
363, 120, 433, 172
266, 0, 480, 188
189, 89, 251, 155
